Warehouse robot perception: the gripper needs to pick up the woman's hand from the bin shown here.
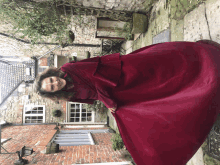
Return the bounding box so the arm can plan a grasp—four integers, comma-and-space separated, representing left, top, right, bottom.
108, 106, 117, 113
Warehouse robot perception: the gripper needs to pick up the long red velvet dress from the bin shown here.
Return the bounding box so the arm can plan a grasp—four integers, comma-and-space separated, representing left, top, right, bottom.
61, 41, 220, 165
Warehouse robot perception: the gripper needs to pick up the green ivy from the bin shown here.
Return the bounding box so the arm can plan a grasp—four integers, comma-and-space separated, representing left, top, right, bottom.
84, 100, 103, 112
111, 133, 125, 151
114, 22, 133, 40
0, 0, 71, 45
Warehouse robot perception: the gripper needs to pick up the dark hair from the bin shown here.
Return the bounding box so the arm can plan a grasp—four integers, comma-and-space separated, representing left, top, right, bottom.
34, 67, 76, 101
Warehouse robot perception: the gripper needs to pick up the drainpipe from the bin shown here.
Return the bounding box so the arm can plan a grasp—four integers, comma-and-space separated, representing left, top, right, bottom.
0, 32, 100, 48
36, 43, 100, 60
37, 45, 61, 60
1, 123, 58, 127
0, 121, 4, 154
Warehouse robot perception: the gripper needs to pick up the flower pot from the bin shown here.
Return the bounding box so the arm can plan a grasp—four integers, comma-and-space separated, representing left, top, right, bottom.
53, 110, 62, 117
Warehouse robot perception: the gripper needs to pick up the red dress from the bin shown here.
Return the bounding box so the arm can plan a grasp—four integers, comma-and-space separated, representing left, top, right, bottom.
61, 41, 220, 165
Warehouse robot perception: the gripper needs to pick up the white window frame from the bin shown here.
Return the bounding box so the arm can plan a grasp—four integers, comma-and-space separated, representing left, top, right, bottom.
38, 66, 49, 75
67, 102, 95, 123
23, 105, 45, 124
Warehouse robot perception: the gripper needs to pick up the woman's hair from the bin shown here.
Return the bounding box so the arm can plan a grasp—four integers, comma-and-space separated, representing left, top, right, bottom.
34, 67, 76, 101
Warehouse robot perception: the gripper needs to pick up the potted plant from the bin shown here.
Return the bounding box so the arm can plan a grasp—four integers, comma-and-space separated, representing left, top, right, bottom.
52, 110, 63, 117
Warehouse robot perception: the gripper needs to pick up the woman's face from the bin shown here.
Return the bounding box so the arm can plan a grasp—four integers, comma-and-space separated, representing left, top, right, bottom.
41, 76, 67, 92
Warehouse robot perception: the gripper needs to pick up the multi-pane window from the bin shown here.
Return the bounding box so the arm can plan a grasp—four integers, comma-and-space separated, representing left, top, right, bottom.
68, 103, 94, 122
23, 105, 45, 123
38, 66, 49, 74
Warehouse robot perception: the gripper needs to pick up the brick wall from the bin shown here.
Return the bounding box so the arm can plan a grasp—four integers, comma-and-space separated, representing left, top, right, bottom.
0, 125, 57, 165
0, 125, 128, 165
39, 57, 48, 66
61, 100, 67, 122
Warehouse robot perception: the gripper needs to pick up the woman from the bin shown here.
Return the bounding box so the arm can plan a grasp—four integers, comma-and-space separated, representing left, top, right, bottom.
35, 40, 220, 165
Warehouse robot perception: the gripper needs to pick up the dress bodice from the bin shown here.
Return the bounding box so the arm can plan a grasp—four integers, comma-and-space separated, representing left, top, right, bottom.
63, 72, 98, 100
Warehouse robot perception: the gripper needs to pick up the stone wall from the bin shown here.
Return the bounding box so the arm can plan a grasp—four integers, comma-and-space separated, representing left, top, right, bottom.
52, 15, 102, 58
0, 97, 20, 124
0, 55, 90, 124
0, 85, 66, 124
24, 82, 67, 123
0, 17, 101, 59
76, 0, 151, 12
34, 0, 154, 12
0, 22, 55, 59
0, 0, 156, 59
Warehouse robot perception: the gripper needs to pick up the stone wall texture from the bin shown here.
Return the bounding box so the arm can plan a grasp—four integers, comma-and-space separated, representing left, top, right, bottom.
0, 0, 156, 59
24, 83, 66, 123
0, 16, 101, 59
0, 22, 55, 59
0, 97, 20, 124
0, 85, 66, 124
52, 15, 102, 58
76, 0, 150, 12
0, 56, 63, 124
34, 0, 153, 12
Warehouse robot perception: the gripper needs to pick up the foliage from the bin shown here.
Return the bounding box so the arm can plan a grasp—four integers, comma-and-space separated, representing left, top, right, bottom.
111, 132, 136, 163
52, 109, 63, 117
115, 22, 133, 40
119, 150, 135, 162
0, 0, 71, 44
83, 100, 104, 112
201, 138, 220, 165
111, 132, 125, 151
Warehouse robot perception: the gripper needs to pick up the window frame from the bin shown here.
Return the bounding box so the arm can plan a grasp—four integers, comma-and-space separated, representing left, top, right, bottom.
38, 66, 49, 75
67, 102, 95, 123
23, 105, 45, 124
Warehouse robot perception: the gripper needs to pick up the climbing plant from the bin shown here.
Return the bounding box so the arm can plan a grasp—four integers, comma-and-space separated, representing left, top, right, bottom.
83, 100, 104, 112
0, 0, 71, 44
111, 132, 125, 151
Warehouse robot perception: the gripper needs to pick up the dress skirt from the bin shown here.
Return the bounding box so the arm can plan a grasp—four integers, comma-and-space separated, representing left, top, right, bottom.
62, 40, 220, 165
109, 41, 220, 165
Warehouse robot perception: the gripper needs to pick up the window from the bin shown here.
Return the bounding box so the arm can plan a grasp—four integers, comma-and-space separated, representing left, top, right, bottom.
38, 66, 49, 74
23, 105, 45, 123
67, 102, 94, 123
